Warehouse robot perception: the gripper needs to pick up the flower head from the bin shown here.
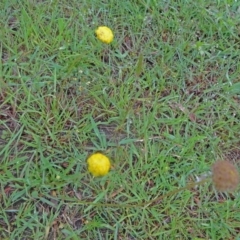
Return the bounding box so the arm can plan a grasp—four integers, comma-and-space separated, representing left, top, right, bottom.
87, 152, 111, 177
95, 26, 114, 44
212, 160, 239, 192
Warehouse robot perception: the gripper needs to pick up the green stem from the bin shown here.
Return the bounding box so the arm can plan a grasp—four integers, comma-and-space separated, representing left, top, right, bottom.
65, 178, 210, 208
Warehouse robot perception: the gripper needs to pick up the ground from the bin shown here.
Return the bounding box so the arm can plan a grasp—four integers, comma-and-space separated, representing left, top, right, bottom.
1, 0, 240, 239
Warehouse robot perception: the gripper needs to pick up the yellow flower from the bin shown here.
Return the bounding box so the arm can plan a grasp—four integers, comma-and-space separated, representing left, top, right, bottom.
95, 26, 114, 44
87, 152, 111, 177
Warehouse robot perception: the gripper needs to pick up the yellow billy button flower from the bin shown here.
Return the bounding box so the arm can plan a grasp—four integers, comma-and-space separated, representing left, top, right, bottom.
87, 152, 111, 177
95, 26, 114, 44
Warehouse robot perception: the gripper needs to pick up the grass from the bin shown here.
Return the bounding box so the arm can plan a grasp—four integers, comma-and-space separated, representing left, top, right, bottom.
1, 0, 240, 239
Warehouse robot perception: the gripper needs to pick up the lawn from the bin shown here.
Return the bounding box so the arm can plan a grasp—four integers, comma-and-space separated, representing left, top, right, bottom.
1, 0, 240, 239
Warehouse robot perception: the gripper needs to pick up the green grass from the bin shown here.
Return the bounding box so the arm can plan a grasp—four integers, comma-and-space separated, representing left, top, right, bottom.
1, 0, 240, 239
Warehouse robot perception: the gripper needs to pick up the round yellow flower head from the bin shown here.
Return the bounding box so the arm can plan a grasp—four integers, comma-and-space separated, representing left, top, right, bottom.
87, 152, 111, 177
95, 26, 114, 44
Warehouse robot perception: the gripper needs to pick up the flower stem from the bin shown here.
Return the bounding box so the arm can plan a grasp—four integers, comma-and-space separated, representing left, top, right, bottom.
66, 178, 210, 209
